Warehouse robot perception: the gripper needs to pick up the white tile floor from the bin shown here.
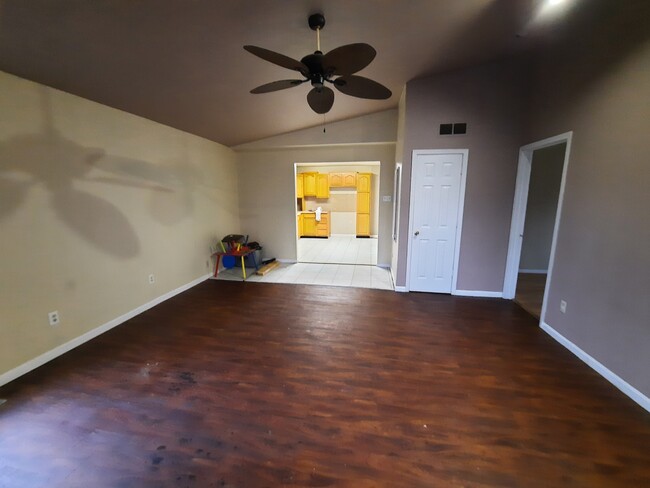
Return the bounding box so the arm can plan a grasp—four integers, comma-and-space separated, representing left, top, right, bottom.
297, 235, 378, 265
214, 262, 393, 291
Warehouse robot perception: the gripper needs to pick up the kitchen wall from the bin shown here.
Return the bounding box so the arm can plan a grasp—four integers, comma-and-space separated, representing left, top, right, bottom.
396, 57, 528, 291
0, 70, 240, 382
235, 110, 397, 266
526, 1, 650, 398
298, 164, 380, 236
519, 143, 565, 272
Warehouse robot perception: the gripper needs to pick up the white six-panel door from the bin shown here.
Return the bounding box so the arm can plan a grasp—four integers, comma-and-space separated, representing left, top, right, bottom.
408, 151, 464, 293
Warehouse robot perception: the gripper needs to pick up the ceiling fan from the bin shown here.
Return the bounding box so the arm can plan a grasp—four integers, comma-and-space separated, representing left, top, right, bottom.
244, 13, 392, 114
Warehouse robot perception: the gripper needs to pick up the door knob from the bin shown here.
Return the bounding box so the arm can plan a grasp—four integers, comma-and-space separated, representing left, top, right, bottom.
414, 230, 419, 236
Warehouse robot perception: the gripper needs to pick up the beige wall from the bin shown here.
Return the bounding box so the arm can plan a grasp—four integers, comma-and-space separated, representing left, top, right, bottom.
0, 71, 239, 379
234, 110, 398, 150
526, 2, 650, 396
235, 110, 397, 266
237, 145, 395, 265
396, 58, 527, 290
520, 143, 565, 271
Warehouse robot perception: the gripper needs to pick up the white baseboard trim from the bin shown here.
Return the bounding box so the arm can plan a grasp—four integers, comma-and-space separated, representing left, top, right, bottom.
277, 259, 297, 264
377, 263, 390, 269
519, 269, 548, 274
0, 273, 211, 388
453, 290, 503, 298
394, 285, 408, 293
541, 322, 650, 413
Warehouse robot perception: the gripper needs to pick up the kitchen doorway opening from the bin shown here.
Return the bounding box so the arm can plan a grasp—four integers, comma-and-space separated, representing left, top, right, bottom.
294, 162, 380, 266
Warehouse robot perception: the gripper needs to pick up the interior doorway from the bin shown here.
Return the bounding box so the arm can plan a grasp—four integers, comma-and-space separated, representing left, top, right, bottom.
294, 162, 380, 266
503, 132, 572, 322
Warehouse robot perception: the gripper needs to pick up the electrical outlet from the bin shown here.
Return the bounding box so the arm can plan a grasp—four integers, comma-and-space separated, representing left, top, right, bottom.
48, 311, 60, 326
148, 274, 155, 284
560, 300, 567, 314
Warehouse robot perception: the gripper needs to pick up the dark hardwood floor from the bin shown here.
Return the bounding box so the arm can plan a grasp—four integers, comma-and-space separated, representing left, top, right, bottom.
1, 281, 648, 487
514, 273, 547, 319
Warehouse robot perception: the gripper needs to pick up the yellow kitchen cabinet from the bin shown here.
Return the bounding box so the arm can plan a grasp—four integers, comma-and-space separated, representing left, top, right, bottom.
356, 172, 371, 192
356, 213, 370, 236
300, 212, 330, 237
316, 173, 330, 198
342, 172, 357, 187
303, 172, 317, 196
356, 191, 370, 214
296, 173, 304, 198
356, 172, 372, 237
316, 212, 330, 237
302, 213, 317, 236
297, 213, 304, 237
328, 172, 357, 188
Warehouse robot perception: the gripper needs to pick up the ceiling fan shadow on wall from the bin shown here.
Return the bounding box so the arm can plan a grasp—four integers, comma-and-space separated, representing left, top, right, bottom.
244, 13, 392, 114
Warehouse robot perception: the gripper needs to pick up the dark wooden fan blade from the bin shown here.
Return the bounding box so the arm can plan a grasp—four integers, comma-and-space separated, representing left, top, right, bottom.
244, 45, 309, 75
333, 75, 392, 99
307, 87, 334, 114
250, 79, 305, 94
323, 43, 376, 75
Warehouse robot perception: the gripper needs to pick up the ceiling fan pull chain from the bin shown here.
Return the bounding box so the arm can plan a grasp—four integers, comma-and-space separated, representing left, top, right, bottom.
323, 114, 326, 133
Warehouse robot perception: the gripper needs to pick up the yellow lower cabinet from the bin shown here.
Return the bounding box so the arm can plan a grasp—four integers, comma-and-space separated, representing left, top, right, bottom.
316, 213, 330, 237
356, 213, 370, 236
302, 213, 317, 236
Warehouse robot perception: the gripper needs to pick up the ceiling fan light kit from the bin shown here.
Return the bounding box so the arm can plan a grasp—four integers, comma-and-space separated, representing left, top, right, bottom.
244, 13, 391, 114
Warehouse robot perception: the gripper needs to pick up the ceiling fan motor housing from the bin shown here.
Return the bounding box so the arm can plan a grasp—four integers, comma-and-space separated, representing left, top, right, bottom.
301, 51, 326, 89
308, 13, 325, 31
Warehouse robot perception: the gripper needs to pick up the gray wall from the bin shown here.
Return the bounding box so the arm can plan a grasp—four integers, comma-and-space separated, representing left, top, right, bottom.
396, 58, 528, 291
520, 143, 566, 271
526, 1, 650, 396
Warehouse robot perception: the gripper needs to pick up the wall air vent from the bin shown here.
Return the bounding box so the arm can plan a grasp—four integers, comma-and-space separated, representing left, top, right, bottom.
440, 123, 467, 135
453, 123, 467, 134
439, 123, 453, 135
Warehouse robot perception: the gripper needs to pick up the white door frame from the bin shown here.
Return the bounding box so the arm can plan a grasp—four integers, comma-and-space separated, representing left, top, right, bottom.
405, 149, 469, 293
503, 131, 573, 324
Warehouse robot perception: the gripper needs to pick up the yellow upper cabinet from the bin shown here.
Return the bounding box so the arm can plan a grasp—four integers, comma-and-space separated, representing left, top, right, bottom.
296, 173, 304, 198
303, 172, 317, 196
342, 172, 357, 187
328, 172, 357, 188
356, 172, 371, 192
316, 173, 330, 199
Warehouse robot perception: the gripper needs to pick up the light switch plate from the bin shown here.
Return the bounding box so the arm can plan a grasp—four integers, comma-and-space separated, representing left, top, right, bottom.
382, 195, 392, 202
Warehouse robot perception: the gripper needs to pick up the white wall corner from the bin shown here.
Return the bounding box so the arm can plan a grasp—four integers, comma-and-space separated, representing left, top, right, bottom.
541, 322, 650, 414
0, 273, 212, 389
394, 285, 408, 293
